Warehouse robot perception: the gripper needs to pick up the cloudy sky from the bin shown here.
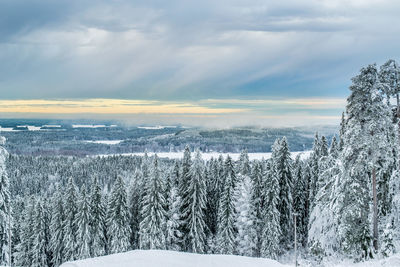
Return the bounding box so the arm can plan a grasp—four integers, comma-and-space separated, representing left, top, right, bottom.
1, 0, 399, 126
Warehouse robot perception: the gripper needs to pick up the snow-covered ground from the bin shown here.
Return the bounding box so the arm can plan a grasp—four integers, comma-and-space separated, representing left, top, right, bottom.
59, 250, 400, 267
99, 151, 312, 161
60, 250, 288, 267
85, 140, 123, 145
138, 126, 178, 130
72, 124, 117, 128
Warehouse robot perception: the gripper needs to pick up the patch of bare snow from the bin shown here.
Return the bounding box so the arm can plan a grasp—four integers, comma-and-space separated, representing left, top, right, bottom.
60, 250, 288, 267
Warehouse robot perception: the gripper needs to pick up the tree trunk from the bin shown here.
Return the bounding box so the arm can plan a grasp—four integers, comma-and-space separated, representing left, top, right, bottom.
372, 167, 378, 251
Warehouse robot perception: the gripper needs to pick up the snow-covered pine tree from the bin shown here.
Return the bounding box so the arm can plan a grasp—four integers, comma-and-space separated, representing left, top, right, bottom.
379, 59, 400, 104
216, 155, 237, 255
63, 177, 78, 261
49, 187, 65, 266
90, 177, 106, 257
234, 174, 257, 256
76, 186, 92, 259
0, 138, 11, 266
31, 198, 50, 267
261, 159, 281, 259
338, 64, 393, 259
184, 150, 207, 253
139, 155, 167, 250
272, 137, 293, 250
107, 175, 131, 253
388, 170, 400, 253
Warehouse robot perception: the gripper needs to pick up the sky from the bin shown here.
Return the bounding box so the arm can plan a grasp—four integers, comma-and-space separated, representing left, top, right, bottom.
1, 0, 400, 127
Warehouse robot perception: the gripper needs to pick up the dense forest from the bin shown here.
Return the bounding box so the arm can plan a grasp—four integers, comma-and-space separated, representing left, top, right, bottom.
0, 60, 400, 266
0, 120, 335, 156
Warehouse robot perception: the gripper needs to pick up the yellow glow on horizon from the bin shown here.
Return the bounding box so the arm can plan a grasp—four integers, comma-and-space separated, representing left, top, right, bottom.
0, 99, 246, 114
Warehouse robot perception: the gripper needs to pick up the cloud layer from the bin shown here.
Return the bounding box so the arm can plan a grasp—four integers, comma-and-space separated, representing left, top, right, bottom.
1, 0, 400, 100
0, 0, 399, 125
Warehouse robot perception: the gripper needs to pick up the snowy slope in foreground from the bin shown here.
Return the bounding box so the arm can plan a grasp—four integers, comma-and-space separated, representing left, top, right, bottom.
330, 254, 400, 267
60, 250, 288, 267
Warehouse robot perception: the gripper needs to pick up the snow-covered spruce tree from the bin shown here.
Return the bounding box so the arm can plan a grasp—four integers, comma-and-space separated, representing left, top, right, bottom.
329, 135, 339, 158
238, 149, 250, 177
204, 158, 222, 253
320, 136, 329, 158
90, 177, 106, 257
250, 161, 264, 257
10, 198, 24, 266
308, 133, 320, 208
292, 154, 309, 247
76, 186, 92, 259
272, 137, 293, 250
184, 150, 207, 253
235, 149, 256, 256
139, 155, 167, 250
165, 183, 182, 251
339, 112, 347, 151
31, 198, 50, 267
261, 159, 281, 259
308, 148, 341, 258
0, 137, 11, 266
15, 196, 35, 266
178, 146, 192, 250
234, 174, 257, 256
128, 170, 144, 249
337, 64, 393, 259
49, 187, 65, 266
107, 175, 131, 253
63, 177, 79, 261
216, 155, 237, 255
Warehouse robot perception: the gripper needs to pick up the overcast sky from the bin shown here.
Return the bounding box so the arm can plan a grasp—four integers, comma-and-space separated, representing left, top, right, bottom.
1, 0, 399, 126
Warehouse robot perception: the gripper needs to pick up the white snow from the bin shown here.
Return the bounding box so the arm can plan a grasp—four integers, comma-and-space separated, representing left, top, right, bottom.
59, 250, 400, 267
85, 140, 123, 145
100, 151, 312, 161
138, 126, 177, 130
42, 124, 62, 128
17, 125, 42, 131
60, 251, 400, 267
72, 124, 113, 128
60, 250, 288, 267
0, 127, 18, 132
323, 254, 400, 267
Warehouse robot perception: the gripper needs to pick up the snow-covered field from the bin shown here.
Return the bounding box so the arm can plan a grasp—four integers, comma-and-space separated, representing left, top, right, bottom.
100, 151, 312, 161
138, 126, 178, 130
59, 250, 400, 267
85, 140, 123, 145
60, 250, 288, 267
72, 124, 117, 128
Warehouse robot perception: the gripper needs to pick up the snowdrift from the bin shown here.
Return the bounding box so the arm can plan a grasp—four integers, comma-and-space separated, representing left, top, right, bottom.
59, 250, 288, 267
